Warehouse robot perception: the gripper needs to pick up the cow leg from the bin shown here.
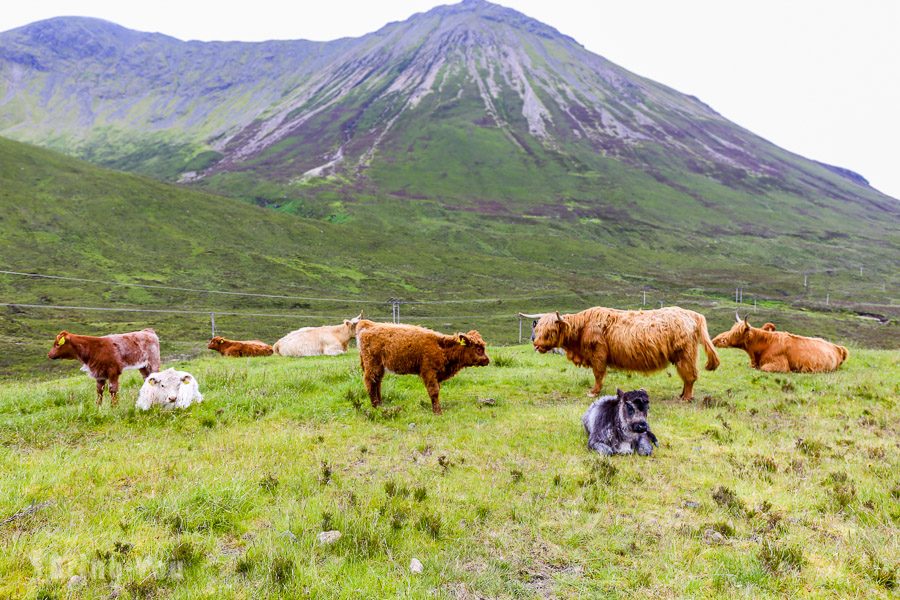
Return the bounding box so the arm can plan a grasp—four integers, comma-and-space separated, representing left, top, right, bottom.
421, 373, 443, 415
588, 438, 615, 455
364, 364, 384, 408
95, 378, 106, 406
759, 358, 789, 373
674, 356, 698, 402
636, 436, 654, 456
588, 360, 607, 397
108, 372, 121, 407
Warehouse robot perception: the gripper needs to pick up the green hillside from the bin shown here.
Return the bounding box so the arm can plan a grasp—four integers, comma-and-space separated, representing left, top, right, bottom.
1, 137, 896, 377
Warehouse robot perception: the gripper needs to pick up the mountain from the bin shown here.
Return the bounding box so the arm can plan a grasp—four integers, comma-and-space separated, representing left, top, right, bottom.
0, 2, 896, 213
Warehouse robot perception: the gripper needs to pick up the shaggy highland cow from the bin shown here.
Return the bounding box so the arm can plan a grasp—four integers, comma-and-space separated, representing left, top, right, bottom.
355, 320, 490, 414
532, 306, 719, 401
583, 388, 658, 456
713, 313, 849, 372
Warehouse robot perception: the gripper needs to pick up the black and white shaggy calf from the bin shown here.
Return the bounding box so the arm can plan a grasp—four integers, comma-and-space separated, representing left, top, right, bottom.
582, 388, 658, 456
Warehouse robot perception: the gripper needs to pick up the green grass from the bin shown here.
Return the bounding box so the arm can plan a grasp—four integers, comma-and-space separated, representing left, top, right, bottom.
1, 346, 897, 598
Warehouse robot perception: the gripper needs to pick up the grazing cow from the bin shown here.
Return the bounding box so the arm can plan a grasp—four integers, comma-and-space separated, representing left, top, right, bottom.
47, 329, 160, 406
712, 314, 849, 372
136, 368, 203, 410
583, 388, 659, 456
532, 306, 719, 401
207, 336, 273, 357
274, 313, 363, 357
761, 322, 777, 331
355, 320, 490, 414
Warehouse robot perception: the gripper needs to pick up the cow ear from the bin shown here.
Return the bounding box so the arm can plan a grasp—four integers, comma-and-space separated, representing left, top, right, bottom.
343, 320, 351, 327
148, 377, 158, 385
616, 388, 625, 399
457, 334, 468, 346
57, 335, 66, 346
181, 375, 192, 384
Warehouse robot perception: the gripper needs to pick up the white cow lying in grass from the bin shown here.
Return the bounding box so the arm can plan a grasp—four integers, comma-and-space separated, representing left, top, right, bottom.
274, 313, 363, 357
136, 368, 203, 410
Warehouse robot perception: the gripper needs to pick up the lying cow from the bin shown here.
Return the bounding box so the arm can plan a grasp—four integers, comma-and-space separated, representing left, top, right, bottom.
207, 336, 273, 357
47, 329, 161, 406
355, 320, 490, 414
583, 388, 658, 456
274, 313, 362, 357
712, 314, 849, 372
532, 306, 719, 401
136, 368, 203, 410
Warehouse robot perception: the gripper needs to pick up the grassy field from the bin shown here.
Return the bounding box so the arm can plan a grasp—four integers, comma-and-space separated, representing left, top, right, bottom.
1, 345, 896, 598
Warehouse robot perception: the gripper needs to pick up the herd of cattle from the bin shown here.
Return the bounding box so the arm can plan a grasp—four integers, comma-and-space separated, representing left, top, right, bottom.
46, 305, 849, 454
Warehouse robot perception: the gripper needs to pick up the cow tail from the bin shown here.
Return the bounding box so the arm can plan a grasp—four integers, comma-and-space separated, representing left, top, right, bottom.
697, 314, 720, 371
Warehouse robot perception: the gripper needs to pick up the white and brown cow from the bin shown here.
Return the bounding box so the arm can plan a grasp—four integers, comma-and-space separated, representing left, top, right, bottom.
47, 329, 161, 406
273, 313, 363, 357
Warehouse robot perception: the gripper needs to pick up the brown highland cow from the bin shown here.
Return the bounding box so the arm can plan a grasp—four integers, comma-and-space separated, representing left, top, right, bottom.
355, 320, 490, 414
713, 314, 848, 372
207, 336, 273, 357
532, 306, 719, 401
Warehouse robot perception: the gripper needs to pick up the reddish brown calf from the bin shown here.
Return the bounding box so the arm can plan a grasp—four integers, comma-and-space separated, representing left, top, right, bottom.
47, 329, 161, 406
355, 321, 490, 414
207, 336, 273, 357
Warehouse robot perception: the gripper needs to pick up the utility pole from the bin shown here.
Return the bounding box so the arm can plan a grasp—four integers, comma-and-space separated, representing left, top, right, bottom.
210, 312, 216, 338
642, 290, 647, 306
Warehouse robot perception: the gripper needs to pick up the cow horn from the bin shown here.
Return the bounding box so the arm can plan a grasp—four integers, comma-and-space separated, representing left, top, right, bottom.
735, 310, 741, 323
554, 311, 563, 322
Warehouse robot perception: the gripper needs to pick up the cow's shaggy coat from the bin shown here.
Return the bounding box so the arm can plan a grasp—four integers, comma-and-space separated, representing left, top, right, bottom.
712, 316, 849, 372
136, 368, 203, 410
207, 336, 273, 357
47, 329, 160, 406
355, 320, 490, 414
583, 388, 658, 455
274, 314, 362, 357
532, 306, 719, 401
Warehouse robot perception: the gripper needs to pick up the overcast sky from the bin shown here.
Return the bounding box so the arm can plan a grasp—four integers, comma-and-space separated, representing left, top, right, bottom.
3, 1, 899, 200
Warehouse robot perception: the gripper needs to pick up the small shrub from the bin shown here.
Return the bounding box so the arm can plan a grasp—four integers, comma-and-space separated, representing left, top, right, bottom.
236, 555, 254, 576
168, 539, 202, 568
491, 354, 517, 368
707, 521, 735, 537
753, 456, 778, 473
712, 486, 746, 516
413, 486, 427, 502
475, 505, 490, 522
586, 457, 617, 486
270, 555, 294, 585
417, 512, 442, 539
823, 471, 856, 510
320, 461, 332, 485
862, 551, 897, 590
758, 539, 805, 572
259, 472, 279, 493
345, 387, 364, 410
796, 438, 828, 458
510, 469, 524, 483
